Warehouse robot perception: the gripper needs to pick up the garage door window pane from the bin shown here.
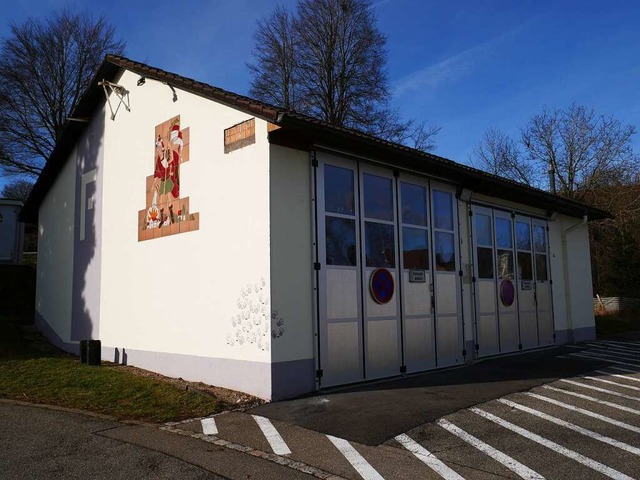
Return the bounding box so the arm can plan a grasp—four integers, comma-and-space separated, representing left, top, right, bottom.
324, 165, 355, 215
534, 225, 546, 253
365, 222, 395, 268
497, 250, 514, 279
535, 254, 548, 281
401, 183, 427, 226
433, 190, 453, 231
403, 227, 429, 270
475, 214, 492, 247
363, 174, 394, 221
516, 222, 531, 251
477, 247, 494, 278
495, 218, 512, 249
517, 252, 533, 280
434, 231, 455, 271
326, 216, 356, 266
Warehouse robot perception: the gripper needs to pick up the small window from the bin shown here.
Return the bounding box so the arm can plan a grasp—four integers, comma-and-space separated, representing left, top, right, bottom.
534, 225, 547, 253
516, 221, 531, 251
401, 183, 427, 226
434, 231, 456, 271
495, 218, 513, 249
326, 216, 357, 266
475, 214, 492, 247
363, 174, 394, 221
324, 165, 355, 215
403, 227, 429, 270
497, 250, 514, 279
365, 222, 395, 268
477, 247, 494, 279
517, 252, 533, 280
433, 190, 454, 231
535, 254, 548, 281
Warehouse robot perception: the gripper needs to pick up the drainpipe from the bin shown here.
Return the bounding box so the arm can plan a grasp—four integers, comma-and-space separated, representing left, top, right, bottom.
561, 213, 588, 343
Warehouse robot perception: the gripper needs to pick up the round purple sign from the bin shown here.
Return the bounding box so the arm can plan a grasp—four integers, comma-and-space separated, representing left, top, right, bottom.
500, 279, 515, 307
370, 268, 394, 304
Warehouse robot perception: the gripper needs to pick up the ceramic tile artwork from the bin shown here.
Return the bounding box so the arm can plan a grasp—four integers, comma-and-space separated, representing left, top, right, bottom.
138, 115, 199, 241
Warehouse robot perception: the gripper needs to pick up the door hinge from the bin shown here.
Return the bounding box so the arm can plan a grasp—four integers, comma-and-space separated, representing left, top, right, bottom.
316, 369, 323, 378
311, 151, 318, 167
553, 333, 556, 339
549, 279, 553, 285
475, 343, 479, 351
462, 349, 467, 357
518, 343, 523, 350
458, 270, 464, 277
400, 365, 407, 373
468, 210, 473, 217
511, 212, 516, 218
314, 262, 321, 271
472, 276, 477, 283
393, 169, 400, 178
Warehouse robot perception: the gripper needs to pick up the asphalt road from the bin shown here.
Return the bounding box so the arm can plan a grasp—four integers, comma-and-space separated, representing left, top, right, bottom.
0, 402, 309, 480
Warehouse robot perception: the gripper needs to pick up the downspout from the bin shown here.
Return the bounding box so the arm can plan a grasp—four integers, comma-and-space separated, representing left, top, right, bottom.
561, 213, 588, 342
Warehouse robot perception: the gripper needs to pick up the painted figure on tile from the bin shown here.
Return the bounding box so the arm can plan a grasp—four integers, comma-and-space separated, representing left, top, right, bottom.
139, 114, 198, 240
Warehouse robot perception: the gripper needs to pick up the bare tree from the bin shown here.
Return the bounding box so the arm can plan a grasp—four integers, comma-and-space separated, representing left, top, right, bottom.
0, 9, 126, 177
522, 104, 638, 200
247, 6, 298, 110
470, 127, 537, 186
471, 105, 639, 199
1, 179, 33, 203
248, 0, 438, 151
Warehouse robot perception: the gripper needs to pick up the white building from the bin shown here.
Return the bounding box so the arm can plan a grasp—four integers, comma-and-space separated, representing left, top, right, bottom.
22, 56, 608, 400
0, 199, 24, 264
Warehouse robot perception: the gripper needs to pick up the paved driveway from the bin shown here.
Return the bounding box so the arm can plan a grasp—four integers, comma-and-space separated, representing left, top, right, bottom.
171, 339, 640, 479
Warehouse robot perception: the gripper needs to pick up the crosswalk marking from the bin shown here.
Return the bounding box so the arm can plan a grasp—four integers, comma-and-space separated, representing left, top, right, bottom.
201, 417, 218, 435
470, 407, 634, 480
543, 385, 640, 415
583, 374, 640, 392
584, 348, 640, 360
608, 365, 640, 376
596, 369, 640, 383
568, 352, 640, 368
498, 398, 640, 455
587, 343, 640, 354
437, 419, 545, 479
395, 433, 464, 480
326, 435, 385, 480
599, 340, 640, 348
560, 378, 640, 401
526, 392, 640, 433
251, 415, 291, 455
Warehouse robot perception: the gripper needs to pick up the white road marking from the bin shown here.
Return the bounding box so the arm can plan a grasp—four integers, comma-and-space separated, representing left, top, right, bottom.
201, 417, 218, 435
326, 435, 385, 480
499, 398, 640, 455
608, 365, 640, 377
470, 407, 634, 480
584, 348, 640, 360
251, 415, 291, 455
583, 375, 640, 392
526, 392, 640, 434
437, 419, 545, 479
568, 352, 640, 368
543, 385, 640, 416
587, 343, 640, 354
600, 340, 640, 348
395, 433, 464, 480
559, 379, 640, 402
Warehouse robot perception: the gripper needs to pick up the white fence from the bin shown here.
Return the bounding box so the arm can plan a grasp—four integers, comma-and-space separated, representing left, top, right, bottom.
594, 296, 640, 313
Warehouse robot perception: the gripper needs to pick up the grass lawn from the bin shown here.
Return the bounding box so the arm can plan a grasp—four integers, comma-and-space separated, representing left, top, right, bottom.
0, 309, 244, 423
595, 309, 640, 337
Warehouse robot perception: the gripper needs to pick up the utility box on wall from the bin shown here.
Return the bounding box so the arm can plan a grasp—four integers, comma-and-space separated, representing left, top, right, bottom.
0, 200, 24, 264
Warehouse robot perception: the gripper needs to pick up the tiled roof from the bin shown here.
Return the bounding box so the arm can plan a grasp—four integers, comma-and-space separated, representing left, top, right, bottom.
21, 55, 610, 222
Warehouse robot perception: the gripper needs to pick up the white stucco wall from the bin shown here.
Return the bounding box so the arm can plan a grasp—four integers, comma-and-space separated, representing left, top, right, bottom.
268, 145, 314, 364
549, 216, 594, 341
97, 69, 272, 397
36, 156, 76, 342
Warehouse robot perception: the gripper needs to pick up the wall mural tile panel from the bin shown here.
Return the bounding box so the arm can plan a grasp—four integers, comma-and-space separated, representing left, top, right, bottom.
138, 115, 199, 241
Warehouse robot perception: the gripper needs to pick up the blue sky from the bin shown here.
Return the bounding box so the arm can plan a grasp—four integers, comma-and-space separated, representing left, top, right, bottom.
2, 0, 640, 191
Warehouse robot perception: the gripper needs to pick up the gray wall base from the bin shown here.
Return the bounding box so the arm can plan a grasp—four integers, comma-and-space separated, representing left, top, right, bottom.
555, 326, 596, 344
271, 358, 316, 400
35, 310, 80, 355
